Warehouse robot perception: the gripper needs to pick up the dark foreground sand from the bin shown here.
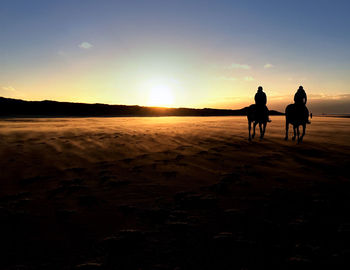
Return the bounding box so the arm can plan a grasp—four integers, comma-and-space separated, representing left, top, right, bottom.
1, 116, 350, 269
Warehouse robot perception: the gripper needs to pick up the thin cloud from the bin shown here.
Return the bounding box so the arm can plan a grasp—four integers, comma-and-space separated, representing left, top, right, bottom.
217, 76, 237, 81
264, 63, 274, 69
2, 86, 16, 92
1, 86, 26, 98
308, 93, 350, 100
243, 76, 254, 81
78, 42, 93, 49
268, 93, 350, 114
228, 63, 251, 70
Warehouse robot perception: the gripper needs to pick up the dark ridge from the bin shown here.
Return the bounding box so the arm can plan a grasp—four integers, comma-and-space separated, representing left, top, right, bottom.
0, 97, 284, 117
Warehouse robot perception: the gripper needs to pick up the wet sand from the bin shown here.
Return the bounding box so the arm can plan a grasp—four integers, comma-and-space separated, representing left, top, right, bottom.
0, 116, 350, 269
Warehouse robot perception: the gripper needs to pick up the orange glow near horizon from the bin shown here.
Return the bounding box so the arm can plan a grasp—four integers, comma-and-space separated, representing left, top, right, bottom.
1, 49, 349, 114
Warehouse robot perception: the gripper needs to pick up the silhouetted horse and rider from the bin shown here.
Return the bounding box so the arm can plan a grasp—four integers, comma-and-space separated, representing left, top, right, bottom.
285, 86, 311, 143
247, 85, 311, 143
247, 86, 271, 141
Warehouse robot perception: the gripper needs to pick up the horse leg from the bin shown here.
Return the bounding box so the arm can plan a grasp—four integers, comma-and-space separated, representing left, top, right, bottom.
299, 124, 306, 143
252, 122, 257, 139
292, 126, 296, 141
285, 121, 289, 140
262, 122, 266, 138
248, 121, 252, 141
259, 123, 263, 139
297, 126, 301, 143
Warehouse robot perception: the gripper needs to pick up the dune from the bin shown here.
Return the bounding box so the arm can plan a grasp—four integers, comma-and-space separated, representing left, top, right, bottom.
0, 116, 349, 269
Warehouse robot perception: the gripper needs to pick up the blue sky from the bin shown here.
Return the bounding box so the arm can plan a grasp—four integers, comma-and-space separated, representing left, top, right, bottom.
1, 0, 350, 113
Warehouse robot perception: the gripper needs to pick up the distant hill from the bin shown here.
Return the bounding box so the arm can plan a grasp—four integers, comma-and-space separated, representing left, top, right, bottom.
0, 97, 284, 117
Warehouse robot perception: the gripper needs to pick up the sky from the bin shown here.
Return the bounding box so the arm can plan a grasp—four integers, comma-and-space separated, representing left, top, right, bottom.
1, 0, 350, 113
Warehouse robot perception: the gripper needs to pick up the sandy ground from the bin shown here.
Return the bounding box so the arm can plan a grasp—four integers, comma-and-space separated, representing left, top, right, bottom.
0, 116, 350, 269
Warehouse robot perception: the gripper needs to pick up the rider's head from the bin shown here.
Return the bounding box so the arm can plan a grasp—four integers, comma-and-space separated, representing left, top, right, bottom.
258, 86, 263, 92
298, 86, 304, 91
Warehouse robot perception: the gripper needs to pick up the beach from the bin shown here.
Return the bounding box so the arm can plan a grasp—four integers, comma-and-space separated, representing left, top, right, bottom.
1, 116, 350, 269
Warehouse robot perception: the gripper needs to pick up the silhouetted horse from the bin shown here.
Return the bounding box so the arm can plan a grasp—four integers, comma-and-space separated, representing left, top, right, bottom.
285, 104, 309, 143
247, 104, 268, 141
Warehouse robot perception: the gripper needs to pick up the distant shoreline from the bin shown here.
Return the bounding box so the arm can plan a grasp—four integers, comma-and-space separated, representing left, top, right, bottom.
316, 114, 350, 118
0, 97, 283, 117
0, 115, 283, 119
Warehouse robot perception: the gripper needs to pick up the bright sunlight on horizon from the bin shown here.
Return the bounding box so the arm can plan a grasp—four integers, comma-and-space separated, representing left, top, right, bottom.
148, 84, 174, 107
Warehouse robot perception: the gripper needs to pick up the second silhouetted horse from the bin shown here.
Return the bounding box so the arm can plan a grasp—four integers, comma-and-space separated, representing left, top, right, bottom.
285, 104, 310, 143
247, 104, 268, 141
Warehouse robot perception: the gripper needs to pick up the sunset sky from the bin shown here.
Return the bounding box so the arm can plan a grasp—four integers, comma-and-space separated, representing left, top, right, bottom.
1, 0, 349, 113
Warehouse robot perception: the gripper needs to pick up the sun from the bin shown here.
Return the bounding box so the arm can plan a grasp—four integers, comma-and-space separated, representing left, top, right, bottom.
148, 84, 174, 107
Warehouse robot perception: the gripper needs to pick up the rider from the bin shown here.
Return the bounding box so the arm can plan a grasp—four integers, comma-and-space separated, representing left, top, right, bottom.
254, 86, 271, 122
294, 86, 311, 124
